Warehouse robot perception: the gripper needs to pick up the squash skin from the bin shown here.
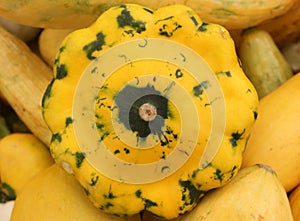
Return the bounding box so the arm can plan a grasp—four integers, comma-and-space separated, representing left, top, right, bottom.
229, 1, 300, 50
38, 28, 75, 67
290, 184, 300, 221
0, 0, 296, 30
177, 164, 294, 221
0, 133, 54, 198
10, 164, 141, 221
42, 4, 258, 219
238, 28, 293, 99
242, 73, 300, 192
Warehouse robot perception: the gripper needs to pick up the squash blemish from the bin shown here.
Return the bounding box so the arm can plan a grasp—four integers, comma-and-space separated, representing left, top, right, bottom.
55, 64, 68, 79
193, 81, 210, 99
90, 174, 99, 186
214, 168, 224, 182
73, 151, 85, 168
117, 5, 146, 34
229, 129, 246, 148
175, 69, 184, 78
83, 32, 106, 60
51, 132, 62, 143
179, 180, 203, 211
41, 78, 54, 106
197, 22, 209, 32
0, 182, 16, 203
65, 117, 73, 127
158, 22, 182, 37
216, 70, 232, 77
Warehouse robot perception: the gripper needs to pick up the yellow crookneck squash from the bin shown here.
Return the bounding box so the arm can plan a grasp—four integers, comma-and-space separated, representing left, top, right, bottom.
42, 4, 258, 220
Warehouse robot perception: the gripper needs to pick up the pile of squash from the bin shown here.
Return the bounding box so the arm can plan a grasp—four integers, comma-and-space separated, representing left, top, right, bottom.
0, 1, 300, 220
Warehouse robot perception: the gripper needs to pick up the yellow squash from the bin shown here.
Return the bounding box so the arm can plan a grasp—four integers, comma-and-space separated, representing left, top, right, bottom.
0, 0, 296, 30
238, 27, 293, 99
289, 184, 300, 221
42, 4, 258, 219
10, 164, 141, 221
38, 28, 75, 67
229, 1, 300, 50
258, 1, 300, 48
177, 164, 294, 221
0, 133, 54, 201
242, 73, 300, 192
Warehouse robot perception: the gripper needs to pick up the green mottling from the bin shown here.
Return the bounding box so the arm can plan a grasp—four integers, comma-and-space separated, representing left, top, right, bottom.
144, 199, 158, 209
154, 16, 174, 24
175, 69, 184, 78
83, 188, 90, 196
117, 5, 146, 34
190, 15, 199, 26
100, 131, 110, 141
104, 191, 116, 199
143, 7, 153, 14
216, 71, 232, 77
54, 46, 66, 65
51, 132, 62, 143
96, 123, 105, 130
123, 147, 130, 154
59, 45, 66, 53
90, 174, 99, 186
160, 151, 166, 159
0, 183, 16, 203
100, 202, 114, 210
178, 180, 203, 212
135, 189, 158, 209
253, 111, 258, 120
74, 152, 85, 168
229, 129, 246, 147
193, 81, 210, 97
95, 122, 110, 141
159, 22, 182, 37
114, 149, 121, 154
179, 180, 202, 203
210, 8, 237, 19
229, 165, 238, 179
83, 32, 106, 60
55, 64, 68, 79
214, 168, 224, 181
41, 78, 55, 107
165, 126, 178, 140
135, 189, 142, 198
65, 117, 74, 127
198, 22, 209, 32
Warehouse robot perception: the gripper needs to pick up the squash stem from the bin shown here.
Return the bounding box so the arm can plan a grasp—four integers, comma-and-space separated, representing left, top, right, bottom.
139, 103, 157, 122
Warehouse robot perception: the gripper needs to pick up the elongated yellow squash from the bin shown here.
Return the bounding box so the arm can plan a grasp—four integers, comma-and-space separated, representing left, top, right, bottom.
0, 0, 296, 30
242, 73, 300, 192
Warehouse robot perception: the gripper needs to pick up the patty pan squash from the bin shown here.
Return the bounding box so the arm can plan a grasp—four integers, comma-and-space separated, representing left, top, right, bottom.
42, 4, 258, 220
